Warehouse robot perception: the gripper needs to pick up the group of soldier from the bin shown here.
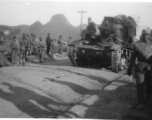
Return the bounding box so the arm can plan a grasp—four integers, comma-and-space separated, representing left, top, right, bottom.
1, 16, 152, 111
0, 32, 68, 67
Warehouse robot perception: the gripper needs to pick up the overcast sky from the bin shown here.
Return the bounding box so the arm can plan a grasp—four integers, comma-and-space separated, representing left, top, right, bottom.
0, 0, 152, 36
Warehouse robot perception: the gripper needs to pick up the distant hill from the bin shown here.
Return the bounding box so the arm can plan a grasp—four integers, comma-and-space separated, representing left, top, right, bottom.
43, 14, 79, 41
0, 14, 82, 42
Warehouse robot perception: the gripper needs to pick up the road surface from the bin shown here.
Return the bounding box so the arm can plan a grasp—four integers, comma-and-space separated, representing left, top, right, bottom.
0, 54, 151, 119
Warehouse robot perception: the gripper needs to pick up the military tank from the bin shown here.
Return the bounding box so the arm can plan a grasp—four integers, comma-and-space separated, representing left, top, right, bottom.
67, 15, 135, 72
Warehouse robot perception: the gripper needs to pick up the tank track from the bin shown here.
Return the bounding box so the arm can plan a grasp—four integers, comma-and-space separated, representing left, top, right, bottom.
67, 46, 78, 66
111, 47, 132, 73
111, 50, 121, 72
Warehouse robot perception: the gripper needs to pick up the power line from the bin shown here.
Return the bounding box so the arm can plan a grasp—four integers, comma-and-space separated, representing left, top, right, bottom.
77, 10, 87, 39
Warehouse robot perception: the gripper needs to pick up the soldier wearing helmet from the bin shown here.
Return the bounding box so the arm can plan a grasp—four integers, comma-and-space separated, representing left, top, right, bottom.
83, 17, 96, 40
127, 28, 152, 109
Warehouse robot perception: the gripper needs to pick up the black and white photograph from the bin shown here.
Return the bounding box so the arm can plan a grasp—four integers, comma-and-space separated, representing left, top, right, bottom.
0, 0, 152, 119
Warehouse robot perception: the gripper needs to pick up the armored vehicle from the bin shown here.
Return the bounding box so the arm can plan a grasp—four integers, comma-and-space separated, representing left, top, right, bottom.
67, 15, 135, 72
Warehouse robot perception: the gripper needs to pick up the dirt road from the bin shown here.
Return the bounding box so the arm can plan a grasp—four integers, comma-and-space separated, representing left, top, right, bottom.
0, 54, 151, 119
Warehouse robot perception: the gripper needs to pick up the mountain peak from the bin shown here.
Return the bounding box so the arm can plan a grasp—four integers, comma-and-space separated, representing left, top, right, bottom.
50, 14, 70, 25
31, 21, 42, 26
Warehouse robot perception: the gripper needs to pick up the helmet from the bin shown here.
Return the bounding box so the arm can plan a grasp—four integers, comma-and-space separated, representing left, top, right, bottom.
142, 28, 151, 35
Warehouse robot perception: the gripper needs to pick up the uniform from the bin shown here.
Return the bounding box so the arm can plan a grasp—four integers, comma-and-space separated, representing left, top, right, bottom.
58, 36, 63, 54
19, 36, 27, 65
127, 29, 152, 108
52, 38, 59, 59
46, 34, 53, 55
87, 21, 96, 34
25, 35, 31, 56
83, 17, 96, 39
0, 42, 6, 67
124, 16, 137, 43
0, 33, 6, 67
38, 38, 45, 63
68, 37, 72, 45
10, 36, 19, 63
30, 36, 36, 55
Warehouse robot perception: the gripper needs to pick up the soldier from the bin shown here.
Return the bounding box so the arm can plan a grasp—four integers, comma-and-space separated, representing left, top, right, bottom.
52, 38, 59, 59
30, 33, 36, 55
45, 33, 53, 57
127, 28, 152, 109
58, 35, 63, 54
123, 16, 137, 44
25, 34, 31, 56
10, 36, 19, 64
68, 37, 72, 45
0, 32, 7, 67
87, 17, 96, 34
38, 37, 45, 63
19, 34, 27, 66
83, 17, 96, 39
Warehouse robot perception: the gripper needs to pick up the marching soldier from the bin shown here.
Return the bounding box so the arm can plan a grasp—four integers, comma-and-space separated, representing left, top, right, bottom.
38, 37, 45, 63
127, 28, 152, 109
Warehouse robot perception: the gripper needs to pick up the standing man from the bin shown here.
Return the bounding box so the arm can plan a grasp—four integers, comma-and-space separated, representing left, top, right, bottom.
127, 28, 152, 109
19, 34, 27, 66
30, 33, 35, 55
45, 33, 53, 57
52, 38, 59, 59
10, 36, 19, 64
38, 37, 45, 63
0, 31, 7, 67
58, 35, 63, 54
25, 34, 31, 56
68, 37, 72, 45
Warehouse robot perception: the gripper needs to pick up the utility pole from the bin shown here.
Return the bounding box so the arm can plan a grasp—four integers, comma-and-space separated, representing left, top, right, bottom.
78, 10, 87, 39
